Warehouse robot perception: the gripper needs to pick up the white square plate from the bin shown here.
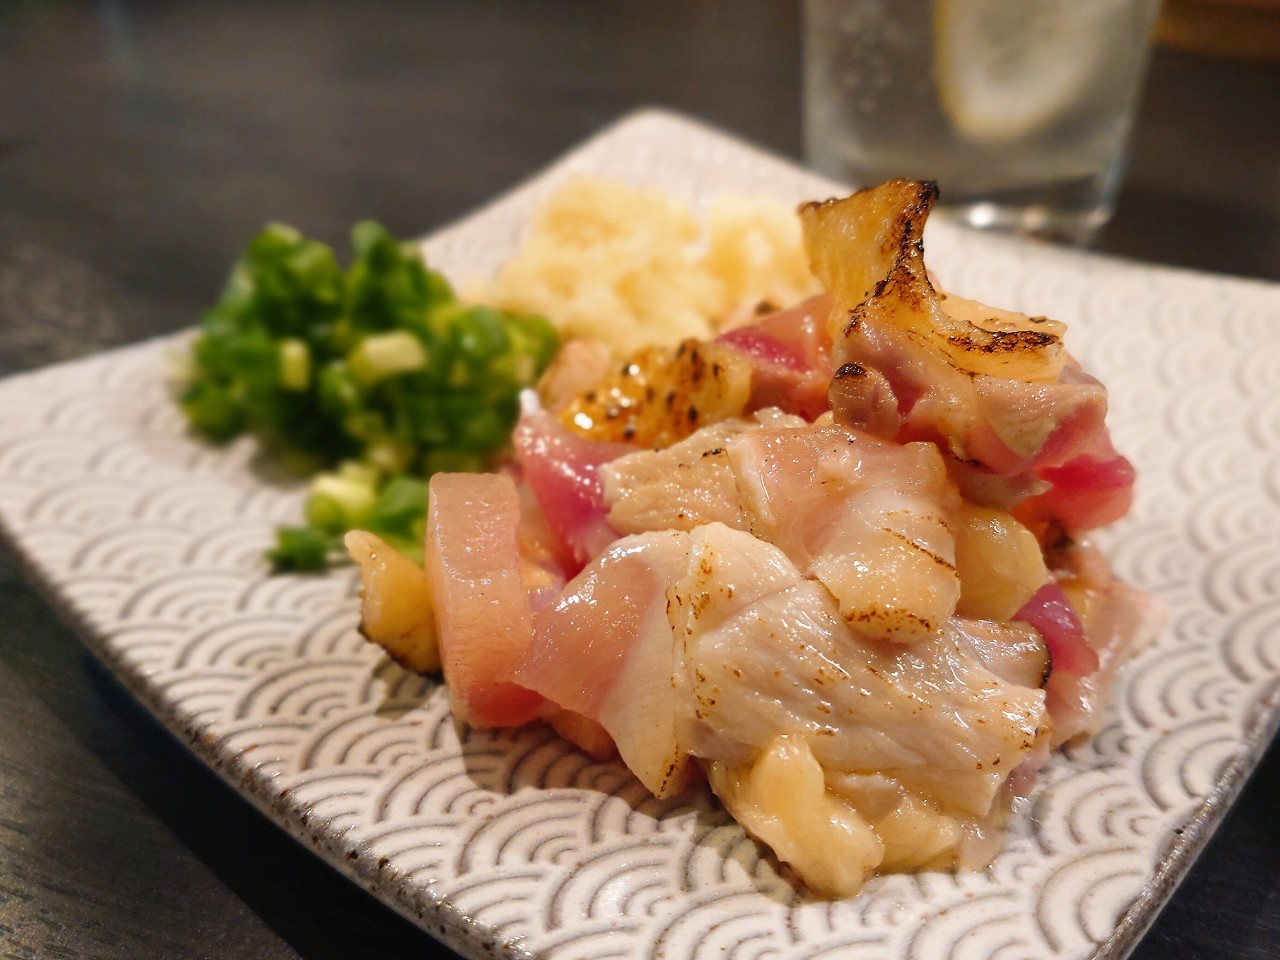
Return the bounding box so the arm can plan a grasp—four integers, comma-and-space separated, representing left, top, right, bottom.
2, 110, 1278, 960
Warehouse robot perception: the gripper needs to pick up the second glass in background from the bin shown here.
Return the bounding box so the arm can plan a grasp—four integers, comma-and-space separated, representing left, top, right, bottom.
803, 0, 1163, 244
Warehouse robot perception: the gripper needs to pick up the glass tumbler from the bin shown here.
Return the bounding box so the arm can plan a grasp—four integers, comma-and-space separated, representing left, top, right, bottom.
803, 0, 1163, 244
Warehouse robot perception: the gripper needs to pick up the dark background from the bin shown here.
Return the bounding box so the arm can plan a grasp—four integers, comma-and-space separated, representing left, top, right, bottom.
1, 2, 1278, 959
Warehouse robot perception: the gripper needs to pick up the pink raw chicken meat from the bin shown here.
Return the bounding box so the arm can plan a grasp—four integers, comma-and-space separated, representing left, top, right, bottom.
401, 179, 1154, 899
802, 181, 1136, 536
604, 417, 966, 645
636, 248, 1133, 541
515, 530, 695, 798
424, 472, 543, 728
1038, 539, 1160, 745
716, 296, 833, 421
513, 410, 633, 571
671, 523, 1048, 818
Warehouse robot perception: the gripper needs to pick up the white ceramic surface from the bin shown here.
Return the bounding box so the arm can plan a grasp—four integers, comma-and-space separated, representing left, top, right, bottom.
1, 111, 1278, 960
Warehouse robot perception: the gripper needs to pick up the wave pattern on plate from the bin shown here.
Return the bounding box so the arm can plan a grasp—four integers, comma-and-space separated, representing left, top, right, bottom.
1, 111, 1279, 960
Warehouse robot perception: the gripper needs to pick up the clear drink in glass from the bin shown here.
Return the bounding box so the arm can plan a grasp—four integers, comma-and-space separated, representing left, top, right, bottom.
803, 0, 1162, 244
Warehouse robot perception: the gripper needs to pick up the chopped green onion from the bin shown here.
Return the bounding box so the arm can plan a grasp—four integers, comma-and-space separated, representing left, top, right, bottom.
348, 331, 427, 386
279, 338, 311, 391
179, 219, 558, 572
268, 526, 339, 572
369, 477, 430, 536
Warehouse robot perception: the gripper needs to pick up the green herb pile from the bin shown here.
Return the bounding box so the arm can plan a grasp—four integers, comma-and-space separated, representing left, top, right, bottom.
180, 221, 558, 571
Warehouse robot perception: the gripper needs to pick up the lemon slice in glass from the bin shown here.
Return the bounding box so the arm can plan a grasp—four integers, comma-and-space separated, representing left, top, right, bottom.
934, 0, 1119, 143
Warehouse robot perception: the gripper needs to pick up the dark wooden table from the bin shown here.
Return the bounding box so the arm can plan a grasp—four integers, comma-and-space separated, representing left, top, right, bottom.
1, 3, 1278, 959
